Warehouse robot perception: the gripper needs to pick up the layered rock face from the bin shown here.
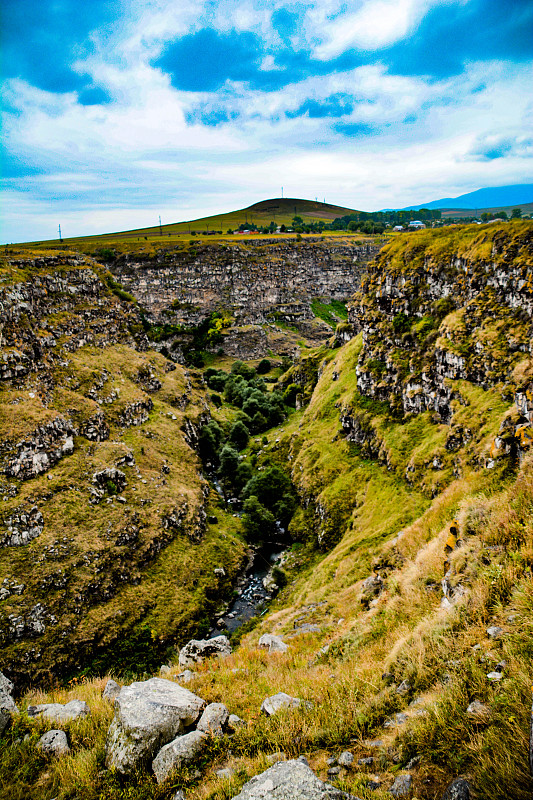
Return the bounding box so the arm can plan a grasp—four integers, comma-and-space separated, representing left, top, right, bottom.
109, 239, 380, 327
347, 224, 533, 433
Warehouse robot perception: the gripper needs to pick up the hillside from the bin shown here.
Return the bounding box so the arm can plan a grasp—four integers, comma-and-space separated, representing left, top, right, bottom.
23, 199, 363, 247
1, 221, 532, 800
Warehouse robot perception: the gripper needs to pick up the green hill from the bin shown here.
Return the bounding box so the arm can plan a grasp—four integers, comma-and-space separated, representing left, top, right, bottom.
25, 198, 362, 247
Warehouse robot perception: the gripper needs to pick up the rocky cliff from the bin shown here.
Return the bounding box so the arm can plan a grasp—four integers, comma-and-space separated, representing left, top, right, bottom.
0, 253, 246, 687
109, 239, 379, 326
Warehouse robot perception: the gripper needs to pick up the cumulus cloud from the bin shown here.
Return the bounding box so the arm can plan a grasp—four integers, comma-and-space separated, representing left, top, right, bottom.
1, 0, 533, 242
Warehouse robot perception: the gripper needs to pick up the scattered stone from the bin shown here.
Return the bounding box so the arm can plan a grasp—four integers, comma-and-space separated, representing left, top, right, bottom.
260, 692, 303, 716
328, 766, 341, 776
28, 700, 89, 723
103, 679, 121, 703
405, 755, 421, 769
178, 635, 232, 668
228, 713, 245, 730
267, 752, 286, 764
365, 739, 384, 748
217, 767, 236, 779
338, 751, 354, 768
258, 634, 288, 654
486, 626, 503, 640
105, 677, 205, 774
229, 758, 361, 799
160, 665, 171, 676
197, 702, 229, 736
292, 623, 322, 635
396, 680, 411, 696
326, 757, 337, 766
466, 700, 491, 722
176, 670, 195, 684
442, 777, 471, 800
390, 774, 413, 797
357, 757, 374, 766
487, 671, 503, 681
38, 729, 70, 757
173, 792, 186, 800
152, 729, 208, 783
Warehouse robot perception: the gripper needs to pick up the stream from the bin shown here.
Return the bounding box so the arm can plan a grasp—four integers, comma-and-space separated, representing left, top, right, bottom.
208, 478, 289, 635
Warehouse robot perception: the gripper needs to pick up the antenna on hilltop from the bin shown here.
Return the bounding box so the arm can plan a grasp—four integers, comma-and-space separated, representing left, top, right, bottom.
58, 224, 63, 242
159, 215, 162, 236
281, 186, 283, 198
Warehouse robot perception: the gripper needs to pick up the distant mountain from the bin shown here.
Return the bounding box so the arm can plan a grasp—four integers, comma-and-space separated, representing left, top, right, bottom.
383, 184, 533, 212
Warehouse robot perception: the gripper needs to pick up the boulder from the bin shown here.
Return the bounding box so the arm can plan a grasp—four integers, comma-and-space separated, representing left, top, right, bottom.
103, 679, 121, 703
38, 729, 70, 757
442, 777, 470, 800
105, 677, 205, 774
258, 634, 288, 654
486, 626, 503, 639
178, 635, 231, 668
152, 729, 208, 783
28, 699, 89, 723
390, 774, 413, 797
261, 692, 302, 716
229, 759, 361, 799
197, 702, 229, 736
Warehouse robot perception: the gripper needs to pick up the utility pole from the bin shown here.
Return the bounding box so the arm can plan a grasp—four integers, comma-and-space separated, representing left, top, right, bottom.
159, 216, 162, 236
58, 224, 62, 242
281, 186, 283, 198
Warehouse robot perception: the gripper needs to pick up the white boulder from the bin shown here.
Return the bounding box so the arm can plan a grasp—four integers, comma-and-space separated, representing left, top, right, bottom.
105, 677, 205, 774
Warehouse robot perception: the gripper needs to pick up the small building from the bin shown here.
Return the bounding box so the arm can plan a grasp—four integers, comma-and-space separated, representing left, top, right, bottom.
408, 220, 426, 229
393, 225, 404, 231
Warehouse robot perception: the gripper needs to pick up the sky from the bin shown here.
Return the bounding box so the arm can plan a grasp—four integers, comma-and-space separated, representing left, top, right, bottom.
1, 0, 532, 242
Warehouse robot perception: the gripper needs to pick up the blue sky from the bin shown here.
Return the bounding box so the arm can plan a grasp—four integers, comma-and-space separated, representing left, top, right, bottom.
1, 0, 532, 241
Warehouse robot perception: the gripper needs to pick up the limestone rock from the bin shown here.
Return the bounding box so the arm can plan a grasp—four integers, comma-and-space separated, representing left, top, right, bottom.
0, 684, 18, 736
177, 670, 195, 684
337, 751, 354, 768
466, 700, 491, 722
103, 679, 121, 703
38, 729, 70, 757
105, 677, 205, 774
261, 692, 302, 716
390, 774, 413, 797
217, 767, 236, 779
258, 634, 288, 654
28, 699, 89, 723
229, 759, 361, 799
178, 635, 231, 668
442, 777, 470, 800
228, 713, 245, 730
486, 626, 503, 639
197, 702, 229, 736
0, 672, 14, 695
152, 729, 208, 783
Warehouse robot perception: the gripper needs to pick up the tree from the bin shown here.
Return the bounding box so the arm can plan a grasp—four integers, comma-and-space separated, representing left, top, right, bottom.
229, 420, 249, 451
219, 445, 240, 487
257, 358, 271, 374
242, 496, 276, 543
511, 208, 522, 219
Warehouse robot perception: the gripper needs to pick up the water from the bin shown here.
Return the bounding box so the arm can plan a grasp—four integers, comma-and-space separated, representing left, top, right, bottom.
212, 543, 287, 634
